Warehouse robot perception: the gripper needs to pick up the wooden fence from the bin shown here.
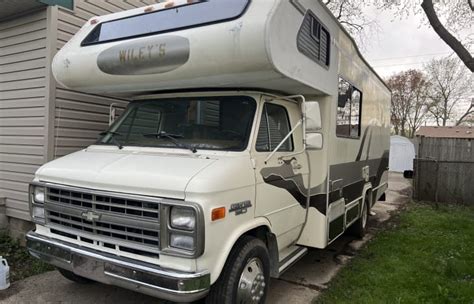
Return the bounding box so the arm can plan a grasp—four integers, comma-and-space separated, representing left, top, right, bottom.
413, 137, 474, 205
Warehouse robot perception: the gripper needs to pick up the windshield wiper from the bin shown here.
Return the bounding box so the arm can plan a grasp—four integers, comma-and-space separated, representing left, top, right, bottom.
143, 131, 197, 153
99, 131, 123, 149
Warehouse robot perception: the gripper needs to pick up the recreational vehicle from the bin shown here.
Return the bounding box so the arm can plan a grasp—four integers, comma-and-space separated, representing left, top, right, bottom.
26, 0, 391, 303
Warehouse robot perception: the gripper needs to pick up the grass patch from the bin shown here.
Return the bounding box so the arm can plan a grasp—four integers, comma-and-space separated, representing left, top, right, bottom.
0, 234, 53, 282
316, 202, 474, 304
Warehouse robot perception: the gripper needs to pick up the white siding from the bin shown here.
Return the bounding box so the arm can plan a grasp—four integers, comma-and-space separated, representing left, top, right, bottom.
54, 0, 154, 158
0, 10, 48, 220
0, 1, 156, 221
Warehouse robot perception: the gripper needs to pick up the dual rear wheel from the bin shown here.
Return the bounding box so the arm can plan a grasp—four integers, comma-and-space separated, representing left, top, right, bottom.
347, 195, 370, 238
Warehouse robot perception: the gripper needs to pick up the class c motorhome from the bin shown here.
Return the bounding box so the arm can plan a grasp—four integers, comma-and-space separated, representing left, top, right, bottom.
26, 0, 391, 303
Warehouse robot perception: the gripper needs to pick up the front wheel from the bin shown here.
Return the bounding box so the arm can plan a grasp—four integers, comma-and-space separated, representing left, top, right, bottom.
206, 236, 270, 304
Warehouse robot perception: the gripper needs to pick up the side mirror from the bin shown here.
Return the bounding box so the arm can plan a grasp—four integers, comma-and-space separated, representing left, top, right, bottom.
109, 103, 117, 126
305, 101, 322, 132
306, 133, 323, 150
305, 101, 323, 150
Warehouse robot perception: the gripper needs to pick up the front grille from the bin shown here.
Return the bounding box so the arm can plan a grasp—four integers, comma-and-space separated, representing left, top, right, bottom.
44, 186, 161, 257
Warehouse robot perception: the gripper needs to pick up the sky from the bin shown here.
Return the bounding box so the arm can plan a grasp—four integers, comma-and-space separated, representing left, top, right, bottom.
360, 5, 456, 78
357, 5, 473, 124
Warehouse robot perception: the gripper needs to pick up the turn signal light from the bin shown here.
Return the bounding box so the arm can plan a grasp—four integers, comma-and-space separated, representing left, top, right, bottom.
164, 1, 175, 8
211, 207, 226, 221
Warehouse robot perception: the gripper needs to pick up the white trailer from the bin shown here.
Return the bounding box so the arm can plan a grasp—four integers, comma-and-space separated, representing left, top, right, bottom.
27, 1, 391, 303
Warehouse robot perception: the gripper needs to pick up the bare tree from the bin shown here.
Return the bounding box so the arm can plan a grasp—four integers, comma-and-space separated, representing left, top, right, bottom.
323, 0, 474, 71
421, 0, 473, 72
424, 57, 473, 126
387, 69, 430, 137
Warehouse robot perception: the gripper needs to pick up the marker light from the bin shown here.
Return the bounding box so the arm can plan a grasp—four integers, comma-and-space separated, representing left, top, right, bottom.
211, 207, 226, 221
164, 1, 175, 8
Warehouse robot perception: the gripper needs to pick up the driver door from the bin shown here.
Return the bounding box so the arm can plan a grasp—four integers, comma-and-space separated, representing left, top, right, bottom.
252, 98, 309, 250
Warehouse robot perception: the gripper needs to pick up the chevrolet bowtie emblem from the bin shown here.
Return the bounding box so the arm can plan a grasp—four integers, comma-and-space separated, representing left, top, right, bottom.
81, 210, 101, 222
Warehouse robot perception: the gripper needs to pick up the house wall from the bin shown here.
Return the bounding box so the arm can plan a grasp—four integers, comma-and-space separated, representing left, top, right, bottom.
52, 0, 158, 158
0, 0, 154, 229
0, 10, 49, 221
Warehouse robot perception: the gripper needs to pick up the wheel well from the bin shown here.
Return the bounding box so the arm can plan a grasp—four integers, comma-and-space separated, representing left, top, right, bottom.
243, 226, 269, 242
241, 225, 279, 278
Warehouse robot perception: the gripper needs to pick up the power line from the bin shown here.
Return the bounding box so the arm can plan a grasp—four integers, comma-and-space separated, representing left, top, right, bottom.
372, 60, 433, 68
368, 52, 453, 62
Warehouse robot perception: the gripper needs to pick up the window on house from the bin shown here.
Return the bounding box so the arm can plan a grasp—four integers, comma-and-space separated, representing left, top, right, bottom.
256, 104, 293, 152
336, 78, 362, 138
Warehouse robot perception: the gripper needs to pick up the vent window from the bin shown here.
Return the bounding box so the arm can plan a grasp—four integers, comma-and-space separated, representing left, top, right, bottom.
297, 11, 331, 67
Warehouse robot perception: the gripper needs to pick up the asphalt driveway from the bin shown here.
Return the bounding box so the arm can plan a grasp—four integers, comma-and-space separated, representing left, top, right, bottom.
0, 173, 411, 304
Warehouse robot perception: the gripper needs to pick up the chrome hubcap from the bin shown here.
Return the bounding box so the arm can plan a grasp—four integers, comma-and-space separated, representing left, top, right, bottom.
236, 258, 266, 304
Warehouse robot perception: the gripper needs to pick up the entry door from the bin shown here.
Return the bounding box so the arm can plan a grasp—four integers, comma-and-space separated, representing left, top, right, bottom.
252, 99, 309, 250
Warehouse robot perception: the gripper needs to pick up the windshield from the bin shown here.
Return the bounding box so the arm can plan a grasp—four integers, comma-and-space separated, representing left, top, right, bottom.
98, 96, 256, 151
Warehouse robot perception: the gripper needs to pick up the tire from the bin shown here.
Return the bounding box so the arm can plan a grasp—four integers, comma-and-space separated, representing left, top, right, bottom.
348, 195, 370, 238
58, 268, 94, 284
206, 236, 270, 304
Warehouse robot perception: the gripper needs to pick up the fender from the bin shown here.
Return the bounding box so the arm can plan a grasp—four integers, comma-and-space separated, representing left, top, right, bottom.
206, 217, 272, 284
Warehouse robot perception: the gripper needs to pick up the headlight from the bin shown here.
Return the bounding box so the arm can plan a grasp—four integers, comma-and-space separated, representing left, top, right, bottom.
33, 186, 45, 204
31, 205, 45, 223
29, 184, 46, 224
170, 207, 196, 231
170, 233, 195, 251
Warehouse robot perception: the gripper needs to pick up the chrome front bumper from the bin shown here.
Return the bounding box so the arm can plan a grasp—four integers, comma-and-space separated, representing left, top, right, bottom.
26, 232, 210, 302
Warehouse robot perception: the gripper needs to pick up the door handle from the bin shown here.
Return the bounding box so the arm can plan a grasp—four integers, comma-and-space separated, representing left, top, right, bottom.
293, 163, 302, 170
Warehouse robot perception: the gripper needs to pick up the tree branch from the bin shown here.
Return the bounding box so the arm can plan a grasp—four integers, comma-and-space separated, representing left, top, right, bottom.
339, 20, 364, 32
336, 0, 346, 20
468, 0, 474, 11
421, 0, 474, 72
456, 104, 474, 126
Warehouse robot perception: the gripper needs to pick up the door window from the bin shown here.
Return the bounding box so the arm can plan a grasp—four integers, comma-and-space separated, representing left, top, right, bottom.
256, 104, 293, 152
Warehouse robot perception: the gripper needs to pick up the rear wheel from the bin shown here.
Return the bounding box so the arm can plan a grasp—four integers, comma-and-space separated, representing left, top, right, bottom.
58, 268, 93, 284
206, 236, 270, 304
348, 195, 369, 238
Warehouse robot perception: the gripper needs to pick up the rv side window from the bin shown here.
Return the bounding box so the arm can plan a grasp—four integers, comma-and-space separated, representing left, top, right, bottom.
336, 78, 362, 138
256, 104, 294, 152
